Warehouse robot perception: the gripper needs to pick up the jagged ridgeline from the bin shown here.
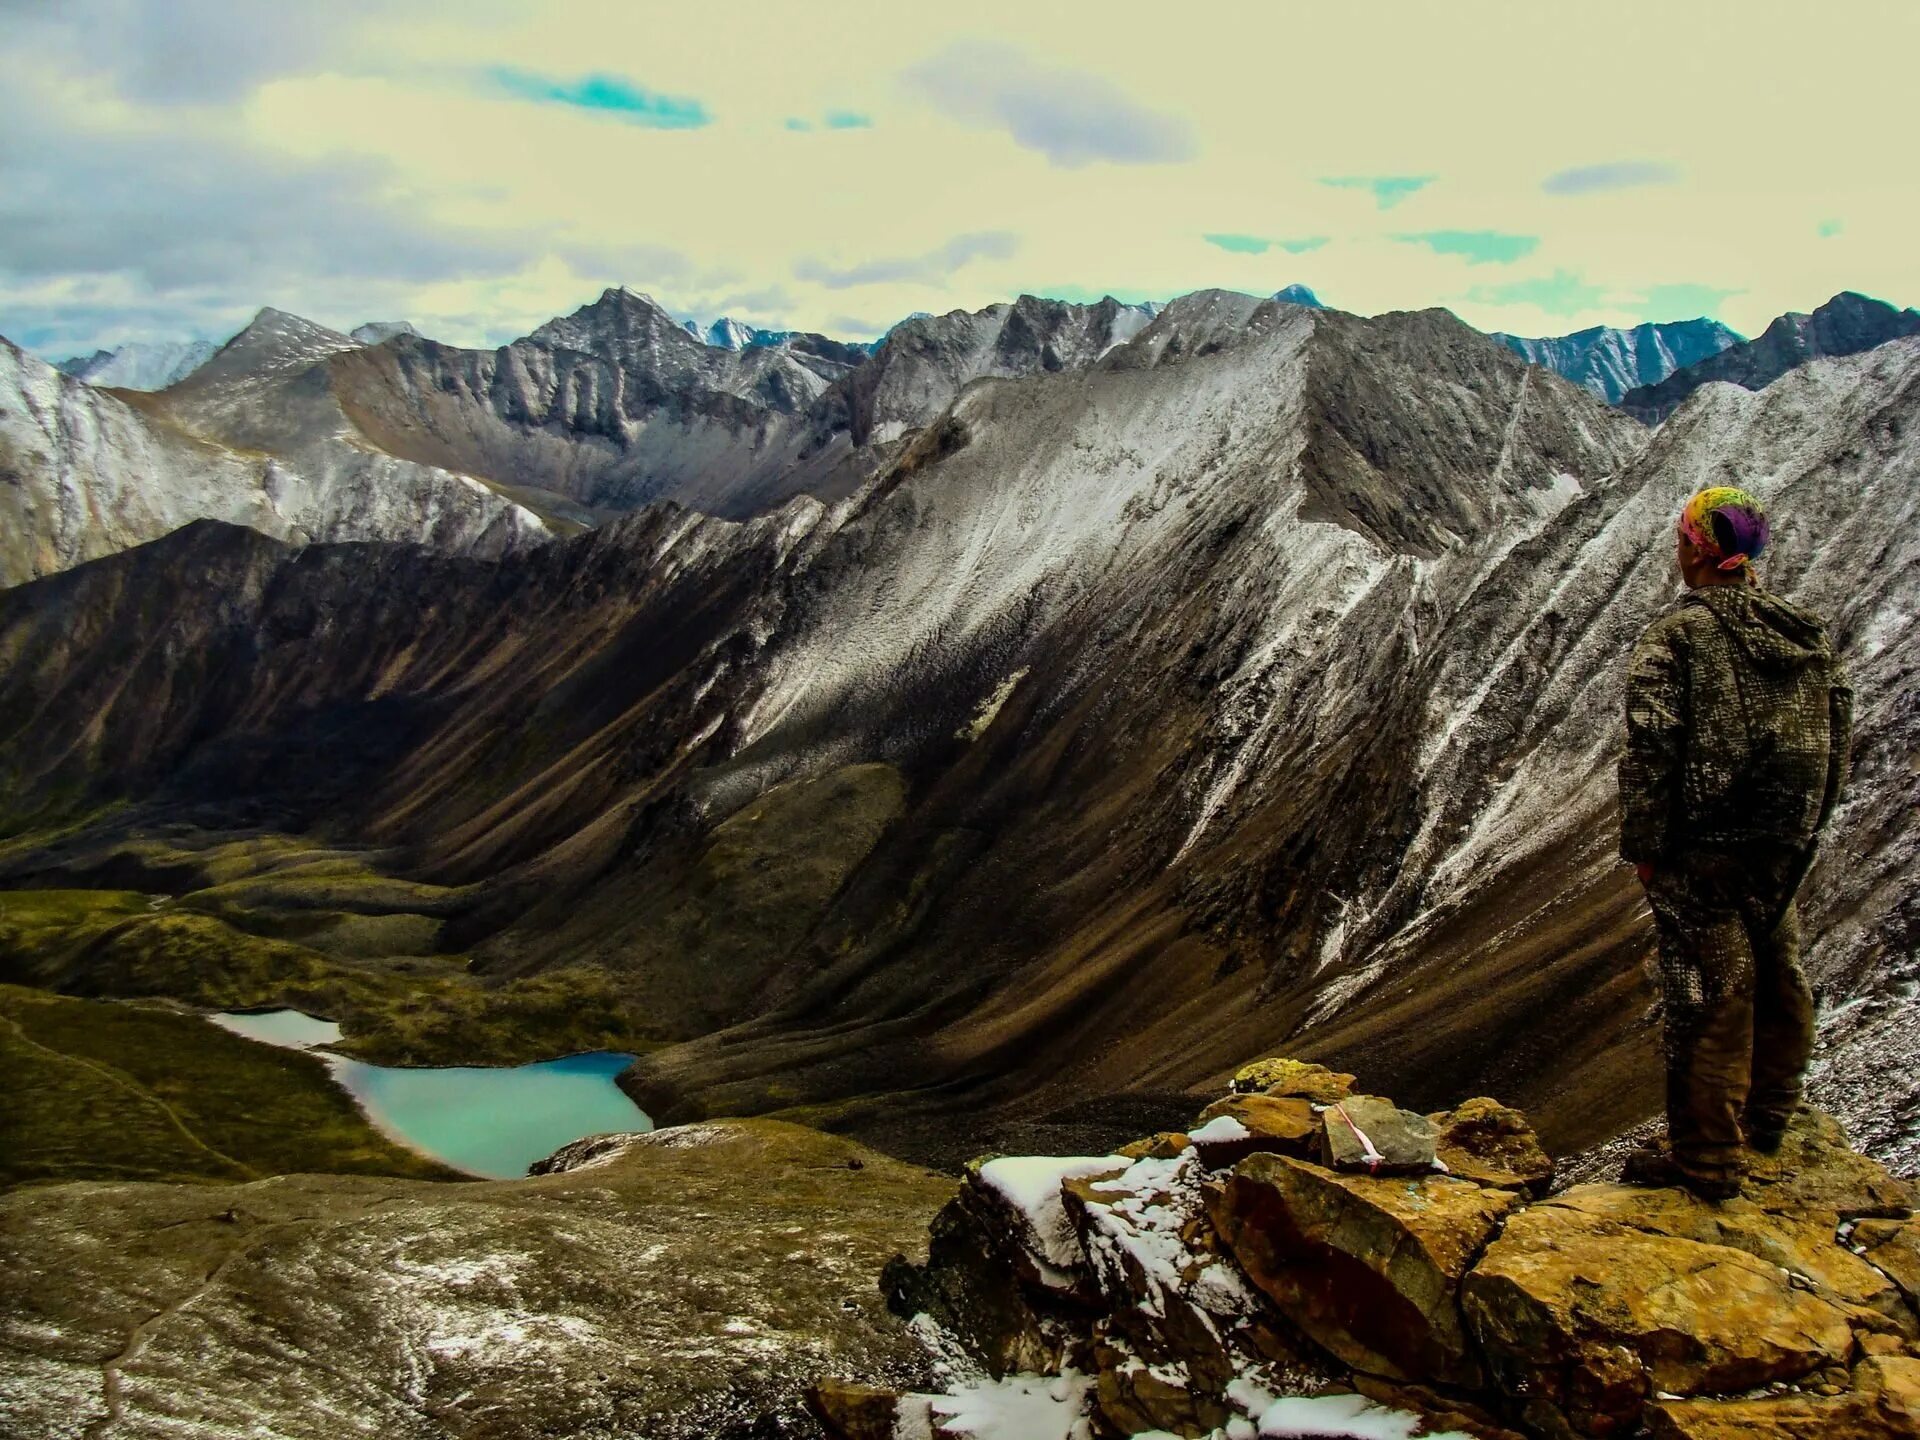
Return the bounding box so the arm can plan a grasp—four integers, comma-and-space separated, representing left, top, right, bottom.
1, 293, 1918, 1186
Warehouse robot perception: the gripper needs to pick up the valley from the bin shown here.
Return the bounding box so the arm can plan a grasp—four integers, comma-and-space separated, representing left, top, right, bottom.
4, 291, 1916, 1178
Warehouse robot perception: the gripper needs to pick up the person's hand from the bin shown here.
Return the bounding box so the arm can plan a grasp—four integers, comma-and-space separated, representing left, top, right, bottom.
1635, 862, 1655, 886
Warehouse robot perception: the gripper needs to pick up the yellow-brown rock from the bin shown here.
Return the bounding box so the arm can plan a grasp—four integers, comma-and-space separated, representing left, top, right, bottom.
1230, 1056, 1356, 1103
806, 1381, 904, 1440
1853, 1215, 1920, 1313
1350, 1374, 1533, 1440
1190, 1093, 1319, 1169
1428, 1097, 1556, 1196
1208, 1151, 1518, 1388
1116, 1131, 1191, 1161
1738, 1110, 1916, 1218
1544, 1183, 1915, 1333
1642, 1353, 1920, 1438
1462, 1203, 1861, 1436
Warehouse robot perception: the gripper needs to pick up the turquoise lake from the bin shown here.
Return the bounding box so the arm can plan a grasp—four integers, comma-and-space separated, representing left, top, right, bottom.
208, 1009, 652, 1179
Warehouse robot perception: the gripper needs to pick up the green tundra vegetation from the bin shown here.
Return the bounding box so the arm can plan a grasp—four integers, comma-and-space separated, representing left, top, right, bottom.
0, 983, 467, 1189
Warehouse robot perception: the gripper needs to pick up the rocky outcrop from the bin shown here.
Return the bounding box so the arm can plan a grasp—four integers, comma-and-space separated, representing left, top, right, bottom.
824, 1069, 1920, 1439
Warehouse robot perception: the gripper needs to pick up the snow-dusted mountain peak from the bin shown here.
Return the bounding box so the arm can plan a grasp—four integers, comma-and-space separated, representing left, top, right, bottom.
55, 339, 219, 392
350, 320, 419, 346
1496, 319, 1741, 402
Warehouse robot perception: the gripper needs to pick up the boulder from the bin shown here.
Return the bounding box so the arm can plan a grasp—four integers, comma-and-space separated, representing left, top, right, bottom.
806, 1380, 905, 1440
1090, 1329, 1233, 1438
1232, 1056, 1355, 1103
1208, 1151, 1519, 1387
1116, 1130, 1191, 1160
1642, 1354, 1920, 1439
1320, 1095, 1439, 1174
881, 1183, 1082, 1377
1462, 1202, 1861, 1437
1350, 1375, 1533, 1440
1853, 1215, 1920, 1310
1545, 1183, 1915, 1332
1190, 1094, 1319, 1169
1429, 1097, 1555, 1195
1738, 1109, 1916, 1218
1061, 1154, 1308, 1398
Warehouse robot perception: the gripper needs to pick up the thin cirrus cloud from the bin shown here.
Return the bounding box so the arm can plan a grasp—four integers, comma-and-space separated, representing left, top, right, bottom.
1395, 230, 1539, 265
1202, 234, 1329, 256
1320, 175, 1435, 210
1460, 269, 1609, 318
794, 231, 1019, 289
901, 41, 1196, 169
484, 67, 712, 128
1541, 161, 1681, 195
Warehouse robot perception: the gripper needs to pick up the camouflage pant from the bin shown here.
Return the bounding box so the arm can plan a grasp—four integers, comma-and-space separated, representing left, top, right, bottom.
1645, 844, 1816, 1186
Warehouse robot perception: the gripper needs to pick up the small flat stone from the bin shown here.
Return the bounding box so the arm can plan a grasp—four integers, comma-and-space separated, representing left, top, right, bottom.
1320, 1095, 1438, 1174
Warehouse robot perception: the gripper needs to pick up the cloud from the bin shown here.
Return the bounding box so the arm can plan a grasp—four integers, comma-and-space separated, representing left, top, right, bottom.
0, 64, 692, 354
1202, 233, 1329, 257
1395, 230, 1539, 265
1459, 269, 1609, 317
1203, 233, 1272, 255
485, 68, 711, 127
1636, 282, 1741, 321
901, 41, 1195, 168
785, 110, 874, 132
1320, 175, 1434, 209
0, 0, 454, 105
794, 231, 1019, 289
1541, 161, 1681, 195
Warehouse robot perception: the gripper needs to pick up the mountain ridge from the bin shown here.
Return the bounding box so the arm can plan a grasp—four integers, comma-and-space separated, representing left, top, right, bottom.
1619, 290, 1920, 422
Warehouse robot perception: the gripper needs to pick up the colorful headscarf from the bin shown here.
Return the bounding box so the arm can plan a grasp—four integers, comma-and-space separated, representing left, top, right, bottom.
1678, 486, 1770, 572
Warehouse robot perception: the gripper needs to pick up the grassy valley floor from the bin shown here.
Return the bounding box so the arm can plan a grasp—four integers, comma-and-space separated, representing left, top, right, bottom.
0, 984, 465, 1189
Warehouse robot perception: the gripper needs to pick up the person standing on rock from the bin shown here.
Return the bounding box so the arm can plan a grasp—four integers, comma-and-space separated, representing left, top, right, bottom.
1617, 486, 1852, 1201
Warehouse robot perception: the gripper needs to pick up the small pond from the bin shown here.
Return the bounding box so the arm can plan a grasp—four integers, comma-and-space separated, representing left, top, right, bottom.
208, 1009, 652, 1179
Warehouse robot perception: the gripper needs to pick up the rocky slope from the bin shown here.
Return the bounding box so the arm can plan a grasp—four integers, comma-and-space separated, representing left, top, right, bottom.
1495, 318, 1740, 402
814, 1061, 1920, 1439
1, 311, 1914, 1181
1619, 291, 1920, 422
0, 334, 549, 588
0, 1118, 954, 1440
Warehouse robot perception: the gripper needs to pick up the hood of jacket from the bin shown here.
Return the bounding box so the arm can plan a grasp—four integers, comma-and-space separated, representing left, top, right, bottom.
1683, 583, 1832, 673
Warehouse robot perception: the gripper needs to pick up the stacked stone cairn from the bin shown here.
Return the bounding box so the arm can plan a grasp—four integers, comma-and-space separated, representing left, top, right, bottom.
810, 1058, 1920, 1439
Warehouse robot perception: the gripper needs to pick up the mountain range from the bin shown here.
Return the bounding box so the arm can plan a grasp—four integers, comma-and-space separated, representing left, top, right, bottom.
4, 288, 1916, 1178
1493, 318, 1741, 403
1618, 290, 1920, 422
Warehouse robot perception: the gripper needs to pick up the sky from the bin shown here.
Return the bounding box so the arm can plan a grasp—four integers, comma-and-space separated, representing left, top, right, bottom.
1, 0, 1914, 359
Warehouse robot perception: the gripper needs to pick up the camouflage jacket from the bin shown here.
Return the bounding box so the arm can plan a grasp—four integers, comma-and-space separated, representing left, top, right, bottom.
1619, 582, 1852, 864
